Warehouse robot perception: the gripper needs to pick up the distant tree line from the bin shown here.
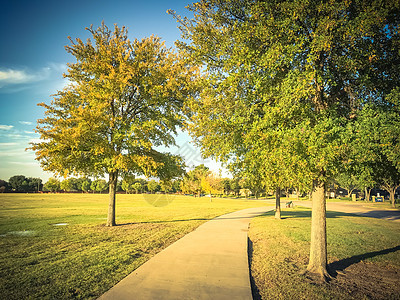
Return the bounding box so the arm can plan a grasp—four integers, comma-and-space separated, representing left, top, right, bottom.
1, 169, 396, 199
0, 175, 182, 194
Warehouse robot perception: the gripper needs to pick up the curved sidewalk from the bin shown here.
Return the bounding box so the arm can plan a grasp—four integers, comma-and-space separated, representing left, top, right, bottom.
99, 206, 273, 300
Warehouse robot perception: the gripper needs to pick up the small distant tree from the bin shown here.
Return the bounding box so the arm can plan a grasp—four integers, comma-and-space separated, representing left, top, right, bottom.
60, 179, 73, 192
81, 178, 92, 193
336, 173, 358, 197
171, 179, 182, 193
96, 179, 108, 193
132, 182, 142, 194
44, 178, 60, 192
8, 175, 30, 192
201, 172, 224, 199
121, 176, 135, 194
147, 180, 160, 193
0, 180, 8, 193
181, 164, 209, 196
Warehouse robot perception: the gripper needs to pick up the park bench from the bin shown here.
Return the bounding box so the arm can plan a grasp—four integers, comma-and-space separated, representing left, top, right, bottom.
286, 201, 293, 208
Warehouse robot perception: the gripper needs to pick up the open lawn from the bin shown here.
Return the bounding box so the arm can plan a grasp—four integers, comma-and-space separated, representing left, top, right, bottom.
0, 193, 269, 299
249, 207, 400, 300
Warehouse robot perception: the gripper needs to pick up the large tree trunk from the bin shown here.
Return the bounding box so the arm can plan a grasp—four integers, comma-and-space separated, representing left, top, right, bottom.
275, 187, 281, 219
307, 179, 330, 281
106, 171, 118, 227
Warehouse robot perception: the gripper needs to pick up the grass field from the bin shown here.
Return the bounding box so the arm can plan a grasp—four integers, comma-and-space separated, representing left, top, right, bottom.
249, 207, 400, 300
0, 193, 269, 299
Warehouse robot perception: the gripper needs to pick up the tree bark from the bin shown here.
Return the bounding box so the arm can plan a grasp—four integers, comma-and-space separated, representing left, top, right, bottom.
275, 187, 281, 219
307, 179, 330, 281
389, 187, 396, 208
106, 171, 118, 227
364, 187, 371, 202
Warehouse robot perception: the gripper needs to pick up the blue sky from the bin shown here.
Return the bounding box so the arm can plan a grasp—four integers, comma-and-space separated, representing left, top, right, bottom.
0, 0, 223, 182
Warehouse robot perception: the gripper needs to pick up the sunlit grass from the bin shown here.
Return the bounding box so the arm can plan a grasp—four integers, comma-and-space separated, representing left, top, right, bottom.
249, 207, 400, 299
0, 193, 270, 299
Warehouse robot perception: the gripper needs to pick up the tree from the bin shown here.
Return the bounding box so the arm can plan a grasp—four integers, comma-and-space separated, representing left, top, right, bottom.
201, 172, 224, 199
96, 179, 108, 193
8, 175, 30, 192
44, 178, 60, 192
181, 164, 209, 196
147, 180, 160, 193
80, 178, 92, 193
171, 0, 400, 280
0, 180, 8, 193
31, 23, 196, 226
335, 173, 358, 198
132, 182, 142, 194
349, 101, 400, 207
121, 175, 135, 194
90, 179, 108, 193
60, 179, 73, 192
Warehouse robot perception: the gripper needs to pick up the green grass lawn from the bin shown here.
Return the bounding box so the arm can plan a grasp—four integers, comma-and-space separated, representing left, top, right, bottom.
249, 207, 400, 300
0, 193, 269, 299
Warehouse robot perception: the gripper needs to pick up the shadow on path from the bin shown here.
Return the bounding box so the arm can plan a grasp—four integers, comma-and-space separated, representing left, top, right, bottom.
329, 245, 400, 276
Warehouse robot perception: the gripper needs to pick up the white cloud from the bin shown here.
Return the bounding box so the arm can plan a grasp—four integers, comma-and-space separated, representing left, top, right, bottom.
0, 143, 17, 146
19, 121, 33, 125
0, 125, 14, 130
9, 161, 39, 166
29, 138, 47, 144
0, 63, 67, 89
0, 69, 34, 85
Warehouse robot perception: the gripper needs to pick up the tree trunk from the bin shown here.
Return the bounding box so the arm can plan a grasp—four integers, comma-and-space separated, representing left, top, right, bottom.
389, 187, 396, 208
307, 179, 330, 281
275, 187, 281, 219
382, 185, 398, 208
106, 171, 118, 227
364, 187, 371, 202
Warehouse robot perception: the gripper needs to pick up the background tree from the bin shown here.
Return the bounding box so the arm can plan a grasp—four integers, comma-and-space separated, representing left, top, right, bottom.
180, 164, 209, 196
349, 101, 400, 207
335, 173, 358, 198
8, 175, 30, 192
0, 180, 8, 193
31, 23, 196, 226
171, 0, 399, 280
147, 180, 160, 193
132, 182, 142, 194
43, 178, 61, 192
96, 179, 108, 193
80, 178, 92, 193
60, 179, 74, 192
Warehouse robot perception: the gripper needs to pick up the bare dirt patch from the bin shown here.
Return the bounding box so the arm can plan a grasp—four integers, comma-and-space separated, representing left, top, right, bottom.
328, 261, 400, 300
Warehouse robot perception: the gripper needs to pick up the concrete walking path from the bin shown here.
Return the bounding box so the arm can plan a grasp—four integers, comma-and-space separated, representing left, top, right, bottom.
99, 206, 273, 300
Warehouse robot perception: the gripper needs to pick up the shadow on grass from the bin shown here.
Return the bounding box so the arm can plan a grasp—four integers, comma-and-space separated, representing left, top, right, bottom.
116, 209, 275, 226
248, 238, 262, 300
259, 209, 359, 220
329, 245, 400, 276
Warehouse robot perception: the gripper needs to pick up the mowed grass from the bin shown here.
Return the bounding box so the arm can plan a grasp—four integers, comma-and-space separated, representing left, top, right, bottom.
249, 207, 400, 300
0, 193, 269, 299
